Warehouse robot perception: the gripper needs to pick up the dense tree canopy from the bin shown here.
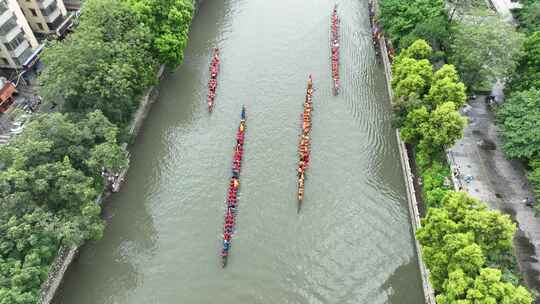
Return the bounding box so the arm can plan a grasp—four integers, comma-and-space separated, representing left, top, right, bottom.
9, 0, 195, 302
127, 0, 194, 68
416, 192, 532, 303
508, 31, 540, 92
401, 102, 466, 154
449, 11, 524, 89
0, 112, 127, 303
391, 41, 467, 152
515, 0, 540, 34
38, 0, 158, 127
437, 268, 534, 304
529, 159, 540, 198
425, 65, 467, 109
497, 89, 540, 159
379, 0, 450, 50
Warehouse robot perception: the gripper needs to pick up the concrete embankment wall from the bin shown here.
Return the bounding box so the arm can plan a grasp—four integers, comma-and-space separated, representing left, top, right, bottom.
39, 1, 205, 302
372, 1, 436, 303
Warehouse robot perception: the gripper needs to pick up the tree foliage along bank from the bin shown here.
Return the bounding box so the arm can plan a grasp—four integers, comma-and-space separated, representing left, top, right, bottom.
38, 0, 194, 129
379, 0, 536, 299
449, 11, 524, 90
390, 41, 533, 302
497, 0, 540, 211
378, 0, 450, 51
514, 0, 540, 34
378, 0, 523, 91
1, 0, 194, 302
417, 192, 533, 303
392, 40, 465, 209
0, 112, 127, 303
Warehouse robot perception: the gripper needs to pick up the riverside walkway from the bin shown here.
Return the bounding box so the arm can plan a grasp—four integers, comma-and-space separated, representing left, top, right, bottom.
448, 98, 540, 293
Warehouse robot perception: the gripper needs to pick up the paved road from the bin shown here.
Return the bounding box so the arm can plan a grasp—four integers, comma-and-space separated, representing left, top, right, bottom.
448, 97, 540, 293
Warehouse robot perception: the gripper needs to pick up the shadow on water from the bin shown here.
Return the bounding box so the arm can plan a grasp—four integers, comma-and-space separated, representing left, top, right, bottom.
382, 257, 425, 304
53, 176, 159, 303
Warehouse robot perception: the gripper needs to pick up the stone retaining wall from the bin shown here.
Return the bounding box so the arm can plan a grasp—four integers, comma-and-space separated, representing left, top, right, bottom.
372, 0, 436, 302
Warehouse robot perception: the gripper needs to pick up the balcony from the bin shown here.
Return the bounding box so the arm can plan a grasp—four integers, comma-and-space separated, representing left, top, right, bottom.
10, 39, 29, 58
0, 1, 8, 15
1, 25, 21, 42
0, 7, 12, 27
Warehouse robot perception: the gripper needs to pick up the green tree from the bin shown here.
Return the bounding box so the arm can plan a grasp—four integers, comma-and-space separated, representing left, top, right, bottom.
401, 102, 466, 154
425, 64, 467, 109
0, 111, 127, 178
437, 268, 534, 303
529, 159, 540, 199
497, 88, 540, 159
449, 10, 524, 89
0, 208, 61, 303
400, 39, 433, 60
508, 31, 540, 92
127, 0, 194, 68
420, 160, 452, 208
379, 0, 449, 50
515, 0, 540, 34
38, 0, 157, 126
0, 113, 121, 303
392, 58, 433, 100
417, 192, 521, 295
400, 106, 429, 143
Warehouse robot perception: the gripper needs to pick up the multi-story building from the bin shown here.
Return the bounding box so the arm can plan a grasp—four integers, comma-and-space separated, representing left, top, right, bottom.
17, 0, 67, 36
0, 0, 39, 69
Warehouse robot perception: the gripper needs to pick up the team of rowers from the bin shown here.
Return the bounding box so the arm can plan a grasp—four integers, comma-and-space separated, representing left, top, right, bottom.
367, 1, 396, 62
221, 106, 247, 267
368, 2, 381, 57
297, 76, 314, 209
331, 5, 340, 95
207, 48, 220, 111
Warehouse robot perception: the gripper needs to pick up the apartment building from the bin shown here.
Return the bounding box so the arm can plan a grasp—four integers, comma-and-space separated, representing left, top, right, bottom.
0, 0, 39, 69
17, 0, 67, 35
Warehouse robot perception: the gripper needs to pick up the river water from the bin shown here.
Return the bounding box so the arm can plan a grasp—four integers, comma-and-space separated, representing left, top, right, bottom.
53, 0, 424, 303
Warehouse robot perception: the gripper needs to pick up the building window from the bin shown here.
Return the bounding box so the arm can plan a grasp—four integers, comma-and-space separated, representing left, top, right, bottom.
4, 32, 26, 51
0, 1, 8, 13
0, 16, 18, 35
40, 2, 58, 16
29, 8, 37, 16
12, 47, 32, 66
36, 22, 44, 30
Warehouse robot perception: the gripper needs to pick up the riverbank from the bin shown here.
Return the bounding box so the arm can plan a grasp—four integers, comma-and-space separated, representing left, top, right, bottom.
38, 0, 206, 301
39, 65, 166, 304
373, 2, 436, 301
373, 0, 536, 301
